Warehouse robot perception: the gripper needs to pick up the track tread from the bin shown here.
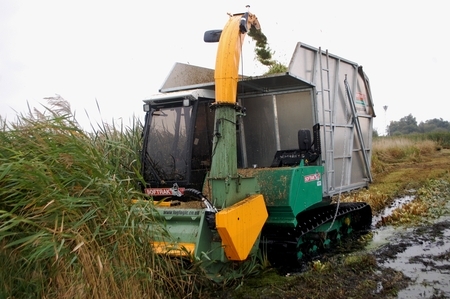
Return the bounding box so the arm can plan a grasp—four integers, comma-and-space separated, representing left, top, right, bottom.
296, 202, 371, 237
262, 202, 372, 266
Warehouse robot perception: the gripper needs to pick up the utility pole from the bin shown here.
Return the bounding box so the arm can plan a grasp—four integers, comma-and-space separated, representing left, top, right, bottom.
383, 105, 388, 136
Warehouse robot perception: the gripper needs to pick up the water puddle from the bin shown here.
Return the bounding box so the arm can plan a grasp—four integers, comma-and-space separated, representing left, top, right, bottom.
365, 195, 416, 251
371, 195, 415, 227
366, 195, 450, 298
394, 230, 450, 298
377, 221, 450, 298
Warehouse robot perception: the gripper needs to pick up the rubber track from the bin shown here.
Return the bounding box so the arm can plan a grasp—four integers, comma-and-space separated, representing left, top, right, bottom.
261, 202, 372, 253
296, 202, 372, 236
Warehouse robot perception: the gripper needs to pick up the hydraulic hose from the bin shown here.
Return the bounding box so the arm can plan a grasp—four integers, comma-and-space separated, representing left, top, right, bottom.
184, 188, 217, 230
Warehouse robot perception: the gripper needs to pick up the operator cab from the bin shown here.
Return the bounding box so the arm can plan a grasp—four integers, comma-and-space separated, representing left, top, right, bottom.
141, 90, 215, 193
141, 85, 321, 197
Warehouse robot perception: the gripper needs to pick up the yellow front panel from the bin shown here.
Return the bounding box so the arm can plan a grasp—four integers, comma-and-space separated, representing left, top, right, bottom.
216, 194, 268, 261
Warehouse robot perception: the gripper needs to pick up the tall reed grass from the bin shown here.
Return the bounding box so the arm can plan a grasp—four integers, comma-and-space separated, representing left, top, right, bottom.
0, 99, 208, 298
370, 136, 439, 176
407, 132, 450, 148
343, 136, 449, 214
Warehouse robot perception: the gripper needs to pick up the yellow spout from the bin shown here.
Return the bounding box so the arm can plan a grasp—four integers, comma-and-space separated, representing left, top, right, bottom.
214, 12, 260, 104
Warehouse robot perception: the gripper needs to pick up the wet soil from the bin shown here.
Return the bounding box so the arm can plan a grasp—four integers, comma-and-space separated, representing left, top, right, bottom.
372, 217, 450, 298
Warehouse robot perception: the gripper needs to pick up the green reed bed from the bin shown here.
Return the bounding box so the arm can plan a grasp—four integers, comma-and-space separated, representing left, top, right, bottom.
0, 100, 207, 298
406, 132, 450, 149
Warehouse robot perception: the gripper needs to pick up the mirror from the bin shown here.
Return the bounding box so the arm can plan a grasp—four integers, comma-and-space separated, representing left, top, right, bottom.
204, 30, 222, 43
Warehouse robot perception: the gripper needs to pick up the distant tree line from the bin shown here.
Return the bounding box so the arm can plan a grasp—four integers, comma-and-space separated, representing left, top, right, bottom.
386, 114, 450, 136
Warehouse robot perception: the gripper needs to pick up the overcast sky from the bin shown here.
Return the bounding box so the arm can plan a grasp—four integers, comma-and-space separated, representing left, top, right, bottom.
1, 0, 448, 134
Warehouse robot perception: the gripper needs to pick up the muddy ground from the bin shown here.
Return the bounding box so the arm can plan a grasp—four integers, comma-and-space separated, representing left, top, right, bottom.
372, 217, 450, 298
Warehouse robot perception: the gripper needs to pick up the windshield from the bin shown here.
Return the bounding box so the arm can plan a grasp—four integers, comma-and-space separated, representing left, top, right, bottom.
143, 106, 192, 184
